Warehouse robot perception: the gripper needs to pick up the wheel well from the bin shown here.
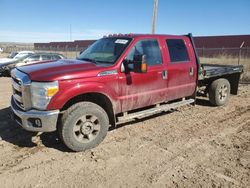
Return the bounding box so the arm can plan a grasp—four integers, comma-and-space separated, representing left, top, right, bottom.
61, 93, 115, 127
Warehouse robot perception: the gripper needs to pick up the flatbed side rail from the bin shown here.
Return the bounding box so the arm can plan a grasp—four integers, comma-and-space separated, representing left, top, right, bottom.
201, 64, 244, 79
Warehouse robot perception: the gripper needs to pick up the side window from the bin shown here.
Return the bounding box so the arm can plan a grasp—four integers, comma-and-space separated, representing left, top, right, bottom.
166, 39, 190, 63
26, 55, 40, 62
41, 55, 52, 60
126, 39, 162, 66
52, 55, 61, 60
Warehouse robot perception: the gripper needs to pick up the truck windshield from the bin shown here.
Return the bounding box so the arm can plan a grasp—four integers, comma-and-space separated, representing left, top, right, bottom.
77, 37, 132, 65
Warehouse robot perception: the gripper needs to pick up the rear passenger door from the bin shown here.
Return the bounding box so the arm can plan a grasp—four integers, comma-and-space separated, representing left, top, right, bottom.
163, 37, 197, 101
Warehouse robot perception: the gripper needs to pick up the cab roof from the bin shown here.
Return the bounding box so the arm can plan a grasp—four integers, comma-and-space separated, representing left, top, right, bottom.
104, 33, 188, 39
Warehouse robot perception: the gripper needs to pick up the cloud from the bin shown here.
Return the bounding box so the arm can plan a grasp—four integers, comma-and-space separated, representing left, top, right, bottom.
0, 29, 115, 43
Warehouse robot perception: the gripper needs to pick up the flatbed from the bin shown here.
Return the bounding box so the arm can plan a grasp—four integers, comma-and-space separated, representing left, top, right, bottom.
200, 64, 243, 79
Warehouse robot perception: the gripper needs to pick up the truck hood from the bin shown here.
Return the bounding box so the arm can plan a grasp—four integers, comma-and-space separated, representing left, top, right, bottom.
18, 59, 105, 81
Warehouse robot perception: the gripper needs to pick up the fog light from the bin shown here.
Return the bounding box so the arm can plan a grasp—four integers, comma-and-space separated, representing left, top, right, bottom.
28, 118, 42, 128
35, 119, 42, 127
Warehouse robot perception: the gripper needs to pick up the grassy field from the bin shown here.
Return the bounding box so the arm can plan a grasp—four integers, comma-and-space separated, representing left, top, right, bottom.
0, 52, 9, 58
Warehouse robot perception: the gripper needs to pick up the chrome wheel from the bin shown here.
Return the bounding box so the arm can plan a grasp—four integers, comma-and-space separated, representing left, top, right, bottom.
73, 115, 101, 143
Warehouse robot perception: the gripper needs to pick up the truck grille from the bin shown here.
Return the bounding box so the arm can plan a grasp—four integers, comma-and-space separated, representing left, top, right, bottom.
11, 69, 32, 110
12, 77, 24, 109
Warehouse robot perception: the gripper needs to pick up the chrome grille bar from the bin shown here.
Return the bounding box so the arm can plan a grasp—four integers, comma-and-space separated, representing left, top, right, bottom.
12, 79, 22, 92
13, 94, 23, 103
11, 69, 32, 110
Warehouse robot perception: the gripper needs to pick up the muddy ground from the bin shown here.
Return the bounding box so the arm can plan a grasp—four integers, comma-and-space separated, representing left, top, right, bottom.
0, 77, 249, 188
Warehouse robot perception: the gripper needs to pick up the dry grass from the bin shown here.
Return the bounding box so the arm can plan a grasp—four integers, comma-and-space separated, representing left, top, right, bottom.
0, 53, 9, 58
200, 55, 250, 82
34, 51, 80, 59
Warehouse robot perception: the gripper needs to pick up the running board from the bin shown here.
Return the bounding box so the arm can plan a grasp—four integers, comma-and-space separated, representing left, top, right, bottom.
117, 99, 194, 123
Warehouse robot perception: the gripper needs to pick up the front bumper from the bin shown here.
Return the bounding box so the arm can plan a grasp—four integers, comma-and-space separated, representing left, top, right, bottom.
11, 97, 59, 132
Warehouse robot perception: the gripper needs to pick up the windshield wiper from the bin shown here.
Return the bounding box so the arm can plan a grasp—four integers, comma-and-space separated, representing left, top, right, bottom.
80, 58, 97, 64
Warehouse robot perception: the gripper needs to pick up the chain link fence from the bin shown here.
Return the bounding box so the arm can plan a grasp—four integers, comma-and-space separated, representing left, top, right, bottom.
1, 45, 249, 82
197, 47, 250, 65
3, 45, 250, 58
1, 46, 88, 59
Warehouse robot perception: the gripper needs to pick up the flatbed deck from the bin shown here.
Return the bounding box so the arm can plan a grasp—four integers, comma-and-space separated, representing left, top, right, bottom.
200, 64, 243, 80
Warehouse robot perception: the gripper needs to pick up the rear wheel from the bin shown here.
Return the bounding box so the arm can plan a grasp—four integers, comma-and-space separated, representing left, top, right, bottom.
59, 102, 109, 152
209, 78, 231, 106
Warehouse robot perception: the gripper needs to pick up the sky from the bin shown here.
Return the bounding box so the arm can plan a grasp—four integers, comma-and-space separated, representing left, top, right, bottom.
0, 0, 250, 43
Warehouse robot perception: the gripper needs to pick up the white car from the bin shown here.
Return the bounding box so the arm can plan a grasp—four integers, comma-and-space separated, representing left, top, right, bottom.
13, 51, 34, 59
16, 53, 66, 67
0, 48, 3, 53
0, 51, 34, 64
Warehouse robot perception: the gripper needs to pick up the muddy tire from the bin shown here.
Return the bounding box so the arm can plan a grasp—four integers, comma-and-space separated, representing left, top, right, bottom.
209, 78, 231, 106
59, 102, 109, 152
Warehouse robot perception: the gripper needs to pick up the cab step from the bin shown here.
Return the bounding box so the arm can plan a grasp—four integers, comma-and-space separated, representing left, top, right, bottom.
117, 99, 194, 123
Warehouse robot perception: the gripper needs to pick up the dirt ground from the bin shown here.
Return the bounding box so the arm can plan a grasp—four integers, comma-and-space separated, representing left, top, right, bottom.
0, 77, 249, 188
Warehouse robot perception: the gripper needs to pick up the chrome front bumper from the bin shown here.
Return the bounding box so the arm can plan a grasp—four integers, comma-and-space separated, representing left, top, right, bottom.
11, 97, 59, 132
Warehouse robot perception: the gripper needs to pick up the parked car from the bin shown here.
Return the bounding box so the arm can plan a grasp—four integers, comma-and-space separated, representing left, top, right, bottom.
0, 53, 65, 76
0, 48, 3, 53
0, 54, 34, 76
10, 33, 243, 152
0, 51, 34, 64
16, 53, 66, 67
8, 51, 18, 58
12, 51, 35, 59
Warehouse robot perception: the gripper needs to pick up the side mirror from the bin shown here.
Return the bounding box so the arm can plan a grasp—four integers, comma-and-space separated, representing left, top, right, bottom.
133, 54, 147, 73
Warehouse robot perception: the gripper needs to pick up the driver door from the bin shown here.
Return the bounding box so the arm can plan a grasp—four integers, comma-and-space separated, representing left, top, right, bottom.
118, 38, 168, 112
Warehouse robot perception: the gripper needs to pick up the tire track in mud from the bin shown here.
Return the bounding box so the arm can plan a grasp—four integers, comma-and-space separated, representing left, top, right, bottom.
37, 101, 250, 187
0, 146, 44, 175
147, 108, 250, 187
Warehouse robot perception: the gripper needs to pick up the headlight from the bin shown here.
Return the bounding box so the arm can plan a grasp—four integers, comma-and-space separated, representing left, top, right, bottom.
30, 81, 59, 110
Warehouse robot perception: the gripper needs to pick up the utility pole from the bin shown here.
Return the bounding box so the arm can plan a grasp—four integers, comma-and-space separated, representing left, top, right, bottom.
152, 0, 158, 34
70, 24, 72, 41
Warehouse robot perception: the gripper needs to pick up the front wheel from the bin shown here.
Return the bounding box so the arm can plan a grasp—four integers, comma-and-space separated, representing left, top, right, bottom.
209, 78, 231, 106
59, 102, 109, 152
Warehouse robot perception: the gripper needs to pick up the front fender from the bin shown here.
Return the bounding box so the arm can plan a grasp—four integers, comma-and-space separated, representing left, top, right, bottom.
47, 80, 120, 112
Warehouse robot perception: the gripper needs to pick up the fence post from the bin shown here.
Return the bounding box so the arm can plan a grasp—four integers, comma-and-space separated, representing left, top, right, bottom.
75, 45, 78, 58
65, 45, 68, 58
238, 42, 245, 65
221, 47, 224, 56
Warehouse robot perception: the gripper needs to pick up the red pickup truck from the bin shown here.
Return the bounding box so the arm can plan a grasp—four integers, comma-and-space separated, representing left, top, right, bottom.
11, 34, 243, 151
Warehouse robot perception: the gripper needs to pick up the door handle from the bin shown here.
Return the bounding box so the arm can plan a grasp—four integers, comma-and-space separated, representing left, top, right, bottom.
189, 67, 194, 76
162, 70, 168, 80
